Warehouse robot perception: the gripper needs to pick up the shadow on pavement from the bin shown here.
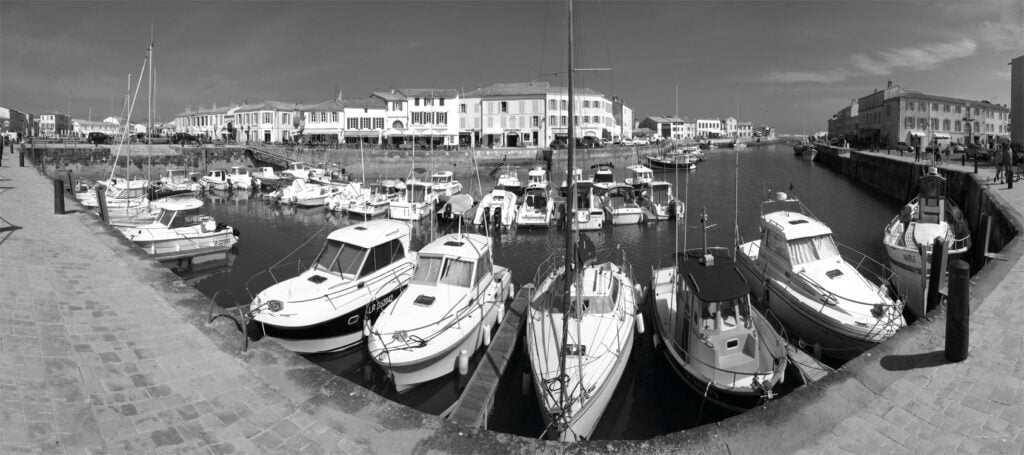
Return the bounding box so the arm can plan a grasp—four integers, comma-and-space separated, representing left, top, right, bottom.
879, 350, 949, 372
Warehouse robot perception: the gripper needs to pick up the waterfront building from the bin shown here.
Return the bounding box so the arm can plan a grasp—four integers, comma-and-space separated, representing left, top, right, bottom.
73, 119, 121, 137
828, 99, 859, 144
0, 107, 32, 138
638, 116, 689, 140
39, 112, 72, 137
829, 80, 1010, 148
298, 96, 345, 144
340, 97, 387, 145
230, 101, 299, 144
1011, 54, 1023, 147
174, 105, 236, 139
371, 90, 411, 147
456, 93, 481, 147
611, 96, 634, 142
736, 121, 753, 139
396, 88, 459, 148
695, 118, 723, 139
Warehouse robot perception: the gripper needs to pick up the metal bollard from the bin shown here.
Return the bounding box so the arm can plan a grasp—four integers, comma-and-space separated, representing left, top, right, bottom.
973, 157, 977, 174
53, 179, 65, 214
1008, 164, 1014, 189
961, 154, 965, 167
19, 146, 25, 167
925, 237, 945, 313
944, 260, 970, 362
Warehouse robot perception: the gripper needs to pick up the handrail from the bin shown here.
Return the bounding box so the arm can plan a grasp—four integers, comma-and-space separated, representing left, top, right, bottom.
788, 242, 907, 310
205, 289, 251, 352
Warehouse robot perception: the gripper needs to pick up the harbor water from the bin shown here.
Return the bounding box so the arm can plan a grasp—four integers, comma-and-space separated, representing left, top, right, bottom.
185, 144, 902, 440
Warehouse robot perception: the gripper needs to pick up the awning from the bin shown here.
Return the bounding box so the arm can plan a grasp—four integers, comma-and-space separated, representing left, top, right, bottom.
302, 128, 341, 135
383, 128, 408, 137
933, 133, 951, 139
908, 131, 925, 138
343, 131, 380, 138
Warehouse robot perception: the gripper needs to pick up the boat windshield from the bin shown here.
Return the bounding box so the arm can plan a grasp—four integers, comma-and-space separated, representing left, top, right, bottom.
526, 192, 547, 209
432, 175, 450, 185
575, 190, 591, 209
231, 168, 246, 175
167, 170, 186, 182
787, 234, 840, 265
529, 174, 545, 184
649, 185, 670, 205
593, 171, 614, 184
113, 187, 146, 199
313, 240, 367, 278
407, 184, 427, 203
412, 255, 474, 288
157, 209, 201, 229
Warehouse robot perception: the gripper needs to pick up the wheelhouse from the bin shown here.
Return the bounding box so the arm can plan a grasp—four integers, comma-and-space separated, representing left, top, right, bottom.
411, 236, 492, 290
431, 171, 454, 186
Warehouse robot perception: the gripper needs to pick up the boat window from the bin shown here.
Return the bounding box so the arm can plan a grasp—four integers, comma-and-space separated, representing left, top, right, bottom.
719, 299, 739, 329
412, 255, 444, 285
475, 251, 491, 284
314, 240, 366, 278
576, 191, 591, 209
440, 258, 474, 288
362, 239, 406, 277
157, 209, 176, 226
593, 172, 613, 183
650, 186, 670, 205
409, 185, 426, 203
787, 235, 840, 265
765, 230, 788, 259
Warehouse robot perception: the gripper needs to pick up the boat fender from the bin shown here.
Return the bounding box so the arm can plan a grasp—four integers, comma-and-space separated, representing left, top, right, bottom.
363, 320, 372, 338
483, 324, 491, 346
233, 228, 240, 239
493, 206, 502, 225
457, 349, 469, 376
496, 300, 504, 324
653, 333, 661, 349
634, 312, 645, 334
245, 319, 264, 342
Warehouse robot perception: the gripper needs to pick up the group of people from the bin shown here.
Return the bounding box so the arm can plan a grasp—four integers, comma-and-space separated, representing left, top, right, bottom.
993, 143, 1016, 184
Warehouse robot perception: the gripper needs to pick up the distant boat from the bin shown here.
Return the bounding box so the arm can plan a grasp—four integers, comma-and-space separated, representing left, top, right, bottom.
882, 167, 971, 319
647, 151, 697, 170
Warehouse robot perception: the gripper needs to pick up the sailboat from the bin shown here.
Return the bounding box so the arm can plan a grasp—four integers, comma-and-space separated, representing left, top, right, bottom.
525, 0, 639, 441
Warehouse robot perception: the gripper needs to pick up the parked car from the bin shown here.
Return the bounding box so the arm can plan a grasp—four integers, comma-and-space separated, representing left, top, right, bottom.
87, 132, 110, 145
621, 138, 635, 146
549, 139, 567, 150
965, 144, 991, 161
895, 142, 913, 153
581, 137, 603, 148
171, 132, 200, 145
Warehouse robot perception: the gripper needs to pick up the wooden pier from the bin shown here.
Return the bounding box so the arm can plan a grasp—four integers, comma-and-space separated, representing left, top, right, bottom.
447, 284, 534, 428
786, 342, 835, 385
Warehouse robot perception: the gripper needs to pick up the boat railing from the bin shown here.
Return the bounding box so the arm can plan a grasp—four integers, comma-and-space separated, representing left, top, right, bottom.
244, 256, 314, 300
661, 315, 786, 392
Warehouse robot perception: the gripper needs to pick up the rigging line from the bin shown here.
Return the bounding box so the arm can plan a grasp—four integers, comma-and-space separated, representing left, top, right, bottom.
109, 57, 148, 182
538, 0, 550, 81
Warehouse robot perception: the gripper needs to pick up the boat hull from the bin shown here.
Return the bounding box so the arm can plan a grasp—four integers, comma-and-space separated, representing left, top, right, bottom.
389, 202, 431, 220
885, 244, 968, 320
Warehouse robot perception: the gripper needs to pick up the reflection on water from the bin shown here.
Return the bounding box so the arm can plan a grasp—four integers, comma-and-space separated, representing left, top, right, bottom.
177, 145, 901, 440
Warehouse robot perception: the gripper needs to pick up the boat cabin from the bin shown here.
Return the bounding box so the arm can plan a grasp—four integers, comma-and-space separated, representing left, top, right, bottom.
917, 168, 946, 224
404, 180, 432, 203
644, 182, 674, 205
527, 168, 548, 187
110, 182, 148, 200
288, 162, 307, 172
205, 170, 227, 182
591, 165, 614, 185
625, 165, 654, 186
410, 234, 492, 290
759, 209, 839, 269
154, 198, 208, 229
522, 186, 549, 209
312, 220, 411, 281
230, 166, 250, 177
162, 169, 188, 184
573, 182, 596, 210
431, 171, 454, 186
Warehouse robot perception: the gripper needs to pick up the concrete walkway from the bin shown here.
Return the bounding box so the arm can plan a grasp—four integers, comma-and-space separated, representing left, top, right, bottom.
2, 149, 1022, 454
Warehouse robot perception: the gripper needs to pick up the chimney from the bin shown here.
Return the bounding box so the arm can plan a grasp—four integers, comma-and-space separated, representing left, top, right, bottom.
336, 89, 343, 102
887, 79, 893, 88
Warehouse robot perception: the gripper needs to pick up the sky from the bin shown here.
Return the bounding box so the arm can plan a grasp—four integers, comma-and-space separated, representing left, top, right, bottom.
1, 0, 1021, 133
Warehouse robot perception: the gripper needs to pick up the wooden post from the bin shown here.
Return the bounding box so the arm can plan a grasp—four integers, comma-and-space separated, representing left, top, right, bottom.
19, 144, 25, 167
944, 260, 970, 362
925, 237, 945, 314
96, 185, 109, 223
53, 179, 65, 215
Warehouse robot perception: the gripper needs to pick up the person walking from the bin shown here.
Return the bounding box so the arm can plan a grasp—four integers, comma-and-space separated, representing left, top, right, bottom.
914, 144, 921, 162
993, 145, 1005, 183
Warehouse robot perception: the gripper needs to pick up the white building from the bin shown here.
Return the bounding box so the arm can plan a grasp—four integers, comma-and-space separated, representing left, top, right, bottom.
72, 119, 121, 137
341, 97, 387, 145
231, 101, 297, 143
696, 118, 723, 138
397, 88, 459, 147
298, 97, 345, 143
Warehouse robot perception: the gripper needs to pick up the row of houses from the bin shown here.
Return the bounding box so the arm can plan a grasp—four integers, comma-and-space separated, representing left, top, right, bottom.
635, 115, 756, 140
173, 82, 634, 148
827, 80, 1012, 149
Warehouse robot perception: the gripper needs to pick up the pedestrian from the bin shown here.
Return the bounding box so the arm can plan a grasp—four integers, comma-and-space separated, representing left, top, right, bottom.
933, 141, 942, 164
914, 144, 921, 162
993, 145, 1004, 183
1001, 143, 1012, 184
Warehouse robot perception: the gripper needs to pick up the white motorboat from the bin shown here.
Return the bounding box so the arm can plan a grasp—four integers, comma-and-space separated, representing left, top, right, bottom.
200, 169, 230, 191
321, 182, 366, 211
650, 210, 788, 413
473, 189, 517, 227
624, 164, 654, 189
516, 185, 553, 228
638, 180, 682, 221
559, 167, 590, 187
736, 192, 906, 360
389, 179, 437, 220
282, 162, 313, 182
247, 220, 416, 353
527, 239, 639, 441
118, 197, 238, 263
430, 171, 463, 202
496, 165, 523, 195
368, 233, 513, 393
252, 166, 288, 189
153, 169, 200, 197
332, 183, 396, 217
77, 179, 148, 209
601, 183, 643, 225
882, 167, 971, 320
226, 166, 255, 190
567, 182, 604, 231
289, 182, 361, 207
526, 167, 550, 189
590, 163, 616, 192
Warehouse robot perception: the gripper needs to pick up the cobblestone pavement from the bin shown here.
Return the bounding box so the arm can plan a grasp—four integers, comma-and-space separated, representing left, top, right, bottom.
2, 149, 1022, 454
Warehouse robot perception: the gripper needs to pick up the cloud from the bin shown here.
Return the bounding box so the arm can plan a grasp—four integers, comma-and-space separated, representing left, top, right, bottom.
763, 70, 849, 84
974, 21, 1024, 51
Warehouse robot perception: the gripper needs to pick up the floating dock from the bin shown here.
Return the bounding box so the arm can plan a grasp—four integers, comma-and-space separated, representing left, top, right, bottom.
448, 284, 534, 428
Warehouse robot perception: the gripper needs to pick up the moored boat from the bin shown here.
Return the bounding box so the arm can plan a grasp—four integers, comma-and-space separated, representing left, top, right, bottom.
200, 169, 230, 191
638, 180, 682, 221
117, 197, 238, 263
430, 170, 463, 203
624, 164, 654, 189
390, 179, 437, 220
882, 167, 971, 319
473, 189, 518, 227
368, 232, 513, 392
736, 192, 906, 360
516, 185, 553, 228
601, 183, 643, 225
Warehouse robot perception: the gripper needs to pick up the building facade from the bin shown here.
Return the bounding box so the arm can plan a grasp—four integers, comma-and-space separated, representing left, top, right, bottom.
73, 119, 121, 137
39, 113, 72, 137
0, 107, 31, 138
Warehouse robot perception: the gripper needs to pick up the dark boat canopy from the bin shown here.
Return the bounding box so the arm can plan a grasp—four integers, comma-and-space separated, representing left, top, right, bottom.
680, 253, 750, 303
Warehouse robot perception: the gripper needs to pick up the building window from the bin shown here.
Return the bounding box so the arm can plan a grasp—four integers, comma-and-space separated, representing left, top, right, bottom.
438, 98, 444, 106
943, 119, 950, 131
583, 100, 589, 108
374, 118, 383, 129
460, 104, 466, 113
436, 113, 447, 125
561, 115, 567, 126
955, 106, 962, 114
907, 102, 914, 112
263, 113, 272, 124
955, 120, 961, 132
332, 112, 339, 122
931, 119, 939, 130
561, 100, 567, 110
943, 104, 950, 113
974, 121, 979, 131
415, 98, 420, 106
919, 102, 926, 111
974, 108, 979, 116
348, 118, 358, 129
500, 102, 508, 113
533, 116, 540, 128
918, 118, 928, 129
550, 100, 557, 110
549, 115, 556, 126
321, 112, 327, 122
361, 118, 371, 129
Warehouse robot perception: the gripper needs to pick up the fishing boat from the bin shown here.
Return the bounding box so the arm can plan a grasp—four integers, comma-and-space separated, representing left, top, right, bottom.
882, 167, 971, 319
390, 178, 437, 220
290, 182, 361, 208
647, 150, 697, 170
496, 165, 524, 195
733, 141, 748, 150
118, 197, 238, 263
226, 166, 255, 190
282, 162, 313, 182
343, 183, 398, 218
650, 209, 788, 412
601, 183, 643, 225
252, 166, 287, 189
517, 184, 554, 228
590, 163, 616, 191
200, 169, 230, 191
736, 192, 906, 360
526, 0, 639, 440
624, 164, 654, 189
430, 170, 463, 203
526, 167, 550, 189
152, 169, 200, 198
473, 189, 518, 227
77, 179, 149, 209
638, 180, 682, 221
368, 232, 513, 392
246, 220, 415, 353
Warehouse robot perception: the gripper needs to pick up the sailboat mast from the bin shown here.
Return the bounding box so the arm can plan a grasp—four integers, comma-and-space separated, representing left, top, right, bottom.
126, 72, 132, 184
148, 34, 154, 183
557, 0, 576, 421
